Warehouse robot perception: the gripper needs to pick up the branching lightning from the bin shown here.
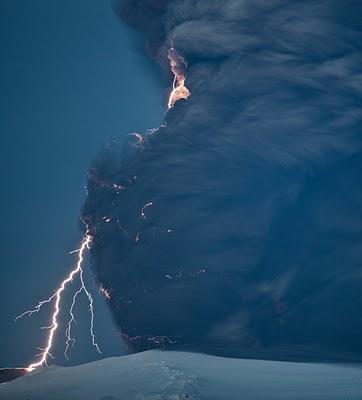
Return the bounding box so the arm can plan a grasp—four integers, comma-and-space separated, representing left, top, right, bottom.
16, 230, 101, 372
64, 285, 83, 360
14, 44, 190, 374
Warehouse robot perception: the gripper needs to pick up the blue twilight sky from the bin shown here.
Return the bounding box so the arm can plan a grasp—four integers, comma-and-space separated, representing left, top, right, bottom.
0, 0, 164, 367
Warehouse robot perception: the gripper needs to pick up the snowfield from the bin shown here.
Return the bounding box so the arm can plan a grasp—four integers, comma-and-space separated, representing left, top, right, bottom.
2, 351, 362, 399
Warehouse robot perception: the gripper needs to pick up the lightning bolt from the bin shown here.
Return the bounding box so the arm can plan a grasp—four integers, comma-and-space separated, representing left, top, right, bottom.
140, 202, 153, 219
16, 230, 101, 372
64, 285, 83, 360
15, 44, 189, 374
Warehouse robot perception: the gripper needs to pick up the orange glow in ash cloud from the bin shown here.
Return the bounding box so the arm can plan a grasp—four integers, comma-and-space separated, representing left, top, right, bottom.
167, 46, 191, 109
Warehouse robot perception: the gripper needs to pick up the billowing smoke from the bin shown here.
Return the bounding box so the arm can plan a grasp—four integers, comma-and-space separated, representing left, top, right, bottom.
83, 0, 362, 361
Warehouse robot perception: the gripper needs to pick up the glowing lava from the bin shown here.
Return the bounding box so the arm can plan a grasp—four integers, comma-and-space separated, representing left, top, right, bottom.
167, 46, 191, 109
16, 231, 101, 372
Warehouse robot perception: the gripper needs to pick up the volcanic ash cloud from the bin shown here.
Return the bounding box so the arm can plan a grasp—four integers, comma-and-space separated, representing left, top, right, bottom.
83, 0, 362, 360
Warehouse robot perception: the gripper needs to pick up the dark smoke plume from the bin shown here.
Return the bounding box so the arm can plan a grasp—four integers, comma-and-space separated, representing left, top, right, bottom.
83, 0, 362, 361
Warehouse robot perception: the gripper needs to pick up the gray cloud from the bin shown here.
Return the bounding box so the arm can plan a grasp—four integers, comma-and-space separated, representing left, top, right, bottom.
83, 0, 362, 361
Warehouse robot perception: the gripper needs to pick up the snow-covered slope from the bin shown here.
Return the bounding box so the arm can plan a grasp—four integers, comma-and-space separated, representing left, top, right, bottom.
2, 351, 362, 400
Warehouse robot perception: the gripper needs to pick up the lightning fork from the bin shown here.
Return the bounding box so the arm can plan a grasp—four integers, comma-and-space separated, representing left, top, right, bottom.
15, 231, 101, 372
